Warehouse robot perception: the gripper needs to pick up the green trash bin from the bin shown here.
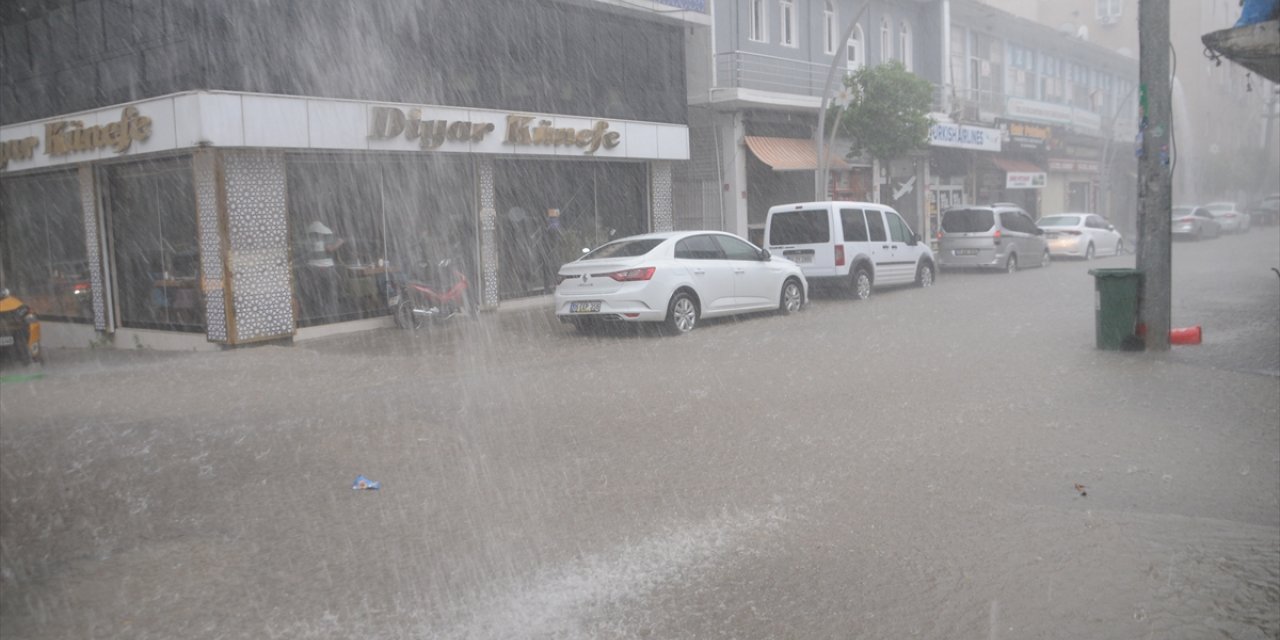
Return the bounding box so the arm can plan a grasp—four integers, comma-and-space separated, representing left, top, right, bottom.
1088, 268, 1143, 350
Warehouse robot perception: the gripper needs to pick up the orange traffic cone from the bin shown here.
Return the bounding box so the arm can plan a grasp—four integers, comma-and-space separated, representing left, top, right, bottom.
1169, 325, 1202, 345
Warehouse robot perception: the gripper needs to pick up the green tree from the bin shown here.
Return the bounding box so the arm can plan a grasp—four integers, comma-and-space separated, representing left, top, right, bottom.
828, 61, 934, 168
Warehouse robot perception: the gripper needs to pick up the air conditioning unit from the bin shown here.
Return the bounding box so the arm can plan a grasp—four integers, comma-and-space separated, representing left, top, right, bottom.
1098, 14, 1119, 25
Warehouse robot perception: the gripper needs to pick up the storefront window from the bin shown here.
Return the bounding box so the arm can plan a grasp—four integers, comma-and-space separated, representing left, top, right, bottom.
286, 155, 476, 327
106, 158, 203, 332
0, 169, 92, 322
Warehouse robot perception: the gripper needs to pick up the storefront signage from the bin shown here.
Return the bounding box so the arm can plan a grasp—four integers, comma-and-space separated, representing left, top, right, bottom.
928, 123, 1002, 152
368, 106, 621, 155
999, 119, 1052, 152
0, 136, 38, 169
45, 107, 152, 157
1048, 159, 1100, 173
1007, 97, 1074, 126
1006, 171, 1047, 189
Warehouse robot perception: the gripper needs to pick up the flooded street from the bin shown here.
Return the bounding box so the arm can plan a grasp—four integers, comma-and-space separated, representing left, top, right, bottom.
2, 228, 1276, 639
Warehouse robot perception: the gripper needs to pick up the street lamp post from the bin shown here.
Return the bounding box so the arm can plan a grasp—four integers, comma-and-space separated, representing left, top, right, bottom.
815, 2, 871, 201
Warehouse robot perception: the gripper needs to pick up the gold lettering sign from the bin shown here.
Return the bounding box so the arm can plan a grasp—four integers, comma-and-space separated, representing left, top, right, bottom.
44, 106, 152, 158
0, 136, 39, 170
367, 106, 621, 155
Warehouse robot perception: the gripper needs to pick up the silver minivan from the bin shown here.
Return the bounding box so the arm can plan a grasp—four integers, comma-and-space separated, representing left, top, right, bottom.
936, 205, 1050, 273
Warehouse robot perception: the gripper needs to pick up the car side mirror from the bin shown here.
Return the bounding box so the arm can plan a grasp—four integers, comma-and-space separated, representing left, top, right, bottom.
1107, 224, 1116, 231
907, 233, 919, 246
1035, 227, 1044, 236
759, 248, 771, 261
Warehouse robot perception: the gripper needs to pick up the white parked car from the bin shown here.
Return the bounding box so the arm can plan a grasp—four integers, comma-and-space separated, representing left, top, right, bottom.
1037, 213, 1125, 259
1203, 202, 1251, 233
764, 201, 937, 298
554, 231, 807, 335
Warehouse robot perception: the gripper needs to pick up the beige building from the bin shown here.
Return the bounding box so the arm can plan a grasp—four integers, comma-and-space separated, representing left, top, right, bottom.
977, 0, 1280, 205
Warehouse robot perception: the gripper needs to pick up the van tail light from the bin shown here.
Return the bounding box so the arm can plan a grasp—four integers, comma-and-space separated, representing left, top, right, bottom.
992, 229, 1002, 245
608, 267, 656, 282
835, 245, 846, 267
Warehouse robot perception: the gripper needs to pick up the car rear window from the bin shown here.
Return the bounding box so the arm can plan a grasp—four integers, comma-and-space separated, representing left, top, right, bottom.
581, 239, 663, 260
1038, 215, 1081, 226
1171, 207, 1193, 217
941, 209, 995, 233
769, 210, 830, 245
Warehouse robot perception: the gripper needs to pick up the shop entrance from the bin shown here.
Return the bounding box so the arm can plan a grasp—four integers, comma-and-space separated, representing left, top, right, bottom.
493, 159, 647, 299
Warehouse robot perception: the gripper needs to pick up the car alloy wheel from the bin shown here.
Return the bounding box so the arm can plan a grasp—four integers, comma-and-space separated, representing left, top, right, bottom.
666, 292, 698, 334
1006, 255, 1018, 273
1115, 240, 1124, 256
1041, 250, 1051, 268
853, 267, 872, 300
916, 262, 934, 288
780, 280, 803, 313
1085, 243, 1095, 260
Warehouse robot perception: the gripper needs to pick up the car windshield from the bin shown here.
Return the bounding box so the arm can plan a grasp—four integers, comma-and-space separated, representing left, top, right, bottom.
579, 238, 664, 260
1172, 207, 1195, 217
941, 209, 995, 232
1037, 215, 1082, 227
1205, 203, 1234, 212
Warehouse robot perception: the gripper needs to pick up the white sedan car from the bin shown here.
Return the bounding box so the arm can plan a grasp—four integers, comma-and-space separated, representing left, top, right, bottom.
554, 231, 807, 334
1203, 202, 1251, 233
1037, 213, 1125, 259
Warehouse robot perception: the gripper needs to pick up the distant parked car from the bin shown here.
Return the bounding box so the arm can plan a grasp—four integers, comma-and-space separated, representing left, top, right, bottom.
1244, 194, 1279, 226
764, 201, 937, 299
554, 231, 807, 335
1171, 206, 1222, 240
937, 204, 1049, 273
1203, 202, 1251, 233
1037, 213, 1125, 259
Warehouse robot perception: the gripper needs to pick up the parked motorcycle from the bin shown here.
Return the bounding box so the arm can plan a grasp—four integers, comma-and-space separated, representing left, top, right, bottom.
0, 288, 42, 365
388, 259, 471, 330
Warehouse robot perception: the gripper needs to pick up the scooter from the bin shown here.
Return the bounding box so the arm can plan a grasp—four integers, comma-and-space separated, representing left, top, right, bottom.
388, 259, 470, 330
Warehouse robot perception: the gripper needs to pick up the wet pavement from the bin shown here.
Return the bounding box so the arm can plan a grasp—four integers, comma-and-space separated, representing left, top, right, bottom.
1, 227, 1277, 639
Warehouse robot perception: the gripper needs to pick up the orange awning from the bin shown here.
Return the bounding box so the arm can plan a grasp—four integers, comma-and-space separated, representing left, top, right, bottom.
744, 136, 851, 172
990, 157, 1044, 173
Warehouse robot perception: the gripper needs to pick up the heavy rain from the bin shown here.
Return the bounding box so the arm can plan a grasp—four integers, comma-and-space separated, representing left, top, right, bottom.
1, 0, 1278, 638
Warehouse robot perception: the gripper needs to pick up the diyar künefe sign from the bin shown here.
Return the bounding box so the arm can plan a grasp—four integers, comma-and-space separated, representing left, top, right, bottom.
1, 106, 152, 169
368, 106, 622, 154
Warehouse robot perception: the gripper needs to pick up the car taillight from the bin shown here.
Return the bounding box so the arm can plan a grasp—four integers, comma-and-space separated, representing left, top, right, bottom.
555, 273, 575, 285
835, 245, 845, 267
1178, 217, 1195, 223
936, 231, 943, 240
992, 229, 1002, 245
1222, 213, 1236, 218
608, 267, 655, 282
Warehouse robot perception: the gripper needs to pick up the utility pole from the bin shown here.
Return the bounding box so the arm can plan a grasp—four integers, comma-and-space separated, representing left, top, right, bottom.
1136, 0, 1172, 351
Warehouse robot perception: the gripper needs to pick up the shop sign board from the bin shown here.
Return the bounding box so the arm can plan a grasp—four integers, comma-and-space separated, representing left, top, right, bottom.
998, 119, 1052, 152
1, 107, 152, 170
0, 90, 691, 173
1007, 97, 1102, 133
1006, 171, 1046, 189
1049, 159, 1100, 173
928, 122, 1002, 152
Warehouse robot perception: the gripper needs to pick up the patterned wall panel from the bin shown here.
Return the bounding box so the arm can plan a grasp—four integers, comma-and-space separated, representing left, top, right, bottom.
651, 161, 674, 232
193, 151, 228, 343
477, 159, 499, 309
222, 151, 295, 342
77, 166, 107, 332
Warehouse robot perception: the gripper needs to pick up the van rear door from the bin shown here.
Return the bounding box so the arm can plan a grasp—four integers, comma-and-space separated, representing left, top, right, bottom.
766, 207, 835, 277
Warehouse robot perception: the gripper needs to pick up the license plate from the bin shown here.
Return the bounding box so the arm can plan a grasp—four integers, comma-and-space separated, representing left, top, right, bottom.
0, 336, 13, 346
570, 301, 601, 313
791, 254, 812, 264
954, 249, 979, 256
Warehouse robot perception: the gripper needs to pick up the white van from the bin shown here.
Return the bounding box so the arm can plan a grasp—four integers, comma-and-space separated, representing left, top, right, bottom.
763, 201, 936, 300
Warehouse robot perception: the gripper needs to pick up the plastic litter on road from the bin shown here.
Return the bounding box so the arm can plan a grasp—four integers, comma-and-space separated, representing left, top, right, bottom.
352, 475, 381, 490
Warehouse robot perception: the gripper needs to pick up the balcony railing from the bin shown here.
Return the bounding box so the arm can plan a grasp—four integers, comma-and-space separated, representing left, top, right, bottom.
714, 51, 838, 98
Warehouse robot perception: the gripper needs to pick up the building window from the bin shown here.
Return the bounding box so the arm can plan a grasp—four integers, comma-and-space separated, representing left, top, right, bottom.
1096, 0, 1122, 24
750, 0, 768, 42
824, 1, 837, 55
780, 0, 797, 48
0, 169, 92, 323
880, 18, 891, 63
106, 158, 203, 332
847, 25, 865, 75
899, 20, 913, 71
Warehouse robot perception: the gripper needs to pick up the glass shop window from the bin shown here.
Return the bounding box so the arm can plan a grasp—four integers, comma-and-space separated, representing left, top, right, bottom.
0, 169, 93, 322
